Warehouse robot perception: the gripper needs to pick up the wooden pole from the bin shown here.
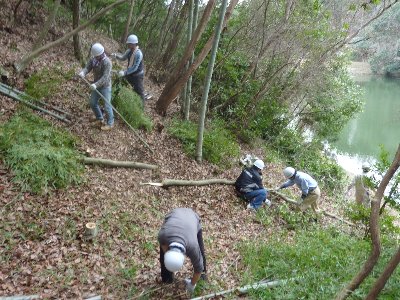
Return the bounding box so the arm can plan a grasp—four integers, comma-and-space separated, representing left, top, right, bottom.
82, 157, 158, 170
140, 179, 235, 187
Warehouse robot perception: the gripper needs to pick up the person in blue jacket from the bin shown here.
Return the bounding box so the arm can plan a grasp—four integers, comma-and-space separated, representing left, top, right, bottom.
276, 167, 321, 214
111, 34, 145, 106
235, 159, 270, 210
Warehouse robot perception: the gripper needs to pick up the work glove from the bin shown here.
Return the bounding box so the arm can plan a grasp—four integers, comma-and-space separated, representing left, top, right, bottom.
78, 71, 85, 78
184, 278, 196, 294
90, 83, 97, 90
264, 199, 272, 207
118, 70, 125, 77
110, 53, 117, 59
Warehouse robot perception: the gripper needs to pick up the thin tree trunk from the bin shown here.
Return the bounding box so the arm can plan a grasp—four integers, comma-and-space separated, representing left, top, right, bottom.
336, 144, 400, 300
155, 0, 238, 115
183, 0, 198, 120
72, 0, 83, 63
195, 0, 228, 163
121, 0, 135, 44
14, 0, 128, 73
31, 0, 61, 51
365, 247, 400, 300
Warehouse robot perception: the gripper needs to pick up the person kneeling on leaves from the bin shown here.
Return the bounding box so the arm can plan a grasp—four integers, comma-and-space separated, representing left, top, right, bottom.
276, 167, 321, 215
235, 159, 271, 210
158, 208, 207, 294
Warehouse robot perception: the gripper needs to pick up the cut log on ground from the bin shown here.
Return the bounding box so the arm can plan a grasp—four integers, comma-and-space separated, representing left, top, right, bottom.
140, 179, 235, 187
82, 157, 158, 170
190, 278, 294, 300
0, 296, 39, 300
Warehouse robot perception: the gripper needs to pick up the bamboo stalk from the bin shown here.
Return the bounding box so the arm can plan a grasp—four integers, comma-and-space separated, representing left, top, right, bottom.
0, 84, 71, 123
82, 157, 158, 170
140, 179, 235, 187
0, 83, 73, 118
190, 279, 292, 300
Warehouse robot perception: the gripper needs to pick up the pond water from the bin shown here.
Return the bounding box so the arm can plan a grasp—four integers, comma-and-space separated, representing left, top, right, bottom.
332, 76, 400, 175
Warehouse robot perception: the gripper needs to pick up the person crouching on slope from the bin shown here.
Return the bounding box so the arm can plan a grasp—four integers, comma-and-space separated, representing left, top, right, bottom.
158, 208, 207, 294
235, 159, 271, 211
78, 43, 114, 131
276, 167, 321, 214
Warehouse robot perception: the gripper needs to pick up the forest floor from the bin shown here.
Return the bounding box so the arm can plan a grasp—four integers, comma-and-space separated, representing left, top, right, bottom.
0, 2, 354, 299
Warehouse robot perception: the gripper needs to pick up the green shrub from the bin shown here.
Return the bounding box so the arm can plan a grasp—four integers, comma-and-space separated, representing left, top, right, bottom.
24, 67, 74, 99
167, 118, 240, 166
112, 86, 152, 131
240, 227, 400, 299
0, 110, 83, 194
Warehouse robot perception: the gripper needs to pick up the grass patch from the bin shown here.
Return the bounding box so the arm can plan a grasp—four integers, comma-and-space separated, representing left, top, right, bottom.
112, 85, 152, 131
0, 110, 83, 194
24, 66, 74, 99
167, 118, 240, 166
240, 227, 400, 299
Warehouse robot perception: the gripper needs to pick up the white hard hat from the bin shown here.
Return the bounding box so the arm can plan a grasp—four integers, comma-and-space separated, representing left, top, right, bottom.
283, 167, 295, 179
164, 249, 184, 272
362, 163, 370, 172
126, 34, 138, 44
253, 159, 265, 170
91, 43, 104, 57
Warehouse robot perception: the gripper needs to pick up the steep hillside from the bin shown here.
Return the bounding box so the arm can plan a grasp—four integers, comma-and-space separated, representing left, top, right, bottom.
0, 2, 345, 299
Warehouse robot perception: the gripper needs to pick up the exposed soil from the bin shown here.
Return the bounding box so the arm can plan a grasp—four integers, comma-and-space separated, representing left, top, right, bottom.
0, 2, 351, 299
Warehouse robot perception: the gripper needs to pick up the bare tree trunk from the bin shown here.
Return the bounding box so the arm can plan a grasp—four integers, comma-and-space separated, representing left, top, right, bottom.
72, 0, 83, 63
155, 0, 216, 115
155, 0, 238, 116
121, 0, 135, 44
195, 0, 228, 163
31, 0, 61, 51
365, 247, 400, 300
141, 179, 235, 187
336, 144, 400, 300
14, 0, 128, 73
183, 0, 198, 120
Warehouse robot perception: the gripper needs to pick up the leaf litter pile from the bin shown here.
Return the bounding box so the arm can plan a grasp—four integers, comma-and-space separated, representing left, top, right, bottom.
0, 2, 346, 299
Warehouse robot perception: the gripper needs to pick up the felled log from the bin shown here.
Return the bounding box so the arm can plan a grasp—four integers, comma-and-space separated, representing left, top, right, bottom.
140, 179, 235, 187
0, 296, 39, 300
190, 278, 293, 300
82, 157, 158, 170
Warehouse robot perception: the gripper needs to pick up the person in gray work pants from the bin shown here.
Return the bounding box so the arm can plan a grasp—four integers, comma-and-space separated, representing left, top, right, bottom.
158, 208, 207, 294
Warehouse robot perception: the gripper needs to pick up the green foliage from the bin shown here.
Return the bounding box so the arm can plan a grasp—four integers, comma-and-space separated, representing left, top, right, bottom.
24, 67, 74, 99
240, 227, 400, 299
167, 118, 240, 166
112, 85, 152, 131
370, 145, 400, 211
0, 110, 83, 194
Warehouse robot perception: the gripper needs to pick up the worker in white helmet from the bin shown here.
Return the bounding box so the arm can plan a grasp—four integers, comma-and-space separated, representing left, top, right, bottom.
158, 208, 207, 294
78, 43, 114, 130
276, 167, 321, 214
346, 162, 372, 205
111, 34, 145, 106
235, 159, 271, 210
